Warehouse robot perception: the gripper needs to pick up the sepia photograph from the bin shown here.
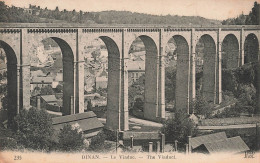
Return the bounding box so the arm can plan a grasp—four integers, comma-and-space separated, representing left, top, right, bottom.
0, 0, 259, 162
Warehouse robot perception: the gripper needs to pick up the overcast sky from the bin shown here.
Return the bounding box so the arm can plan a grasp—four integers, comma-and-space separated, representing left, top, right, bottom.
4, 0, 259, 20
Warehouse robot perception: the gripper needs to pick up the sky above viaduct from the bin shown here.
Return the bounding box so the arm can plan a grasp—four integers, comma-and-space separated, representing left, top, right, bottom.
4, 0, 259, 20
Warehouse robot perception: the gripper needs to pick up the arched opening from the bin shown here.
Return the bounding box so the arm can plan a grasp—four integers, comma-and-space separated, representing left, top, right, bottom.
128, 37, 145, 119
244, 33, 260, 114
99, 36, 121, 130
0, 41, 18, 125
128, 35, 158, 121
30, 37, 74, 115
101, 36, 122, 130
244, 33, 259, 64
83, 36, 121, 130
222, 34, 239, 69
164, 35, 189, 113
83, 38, 108, 107
195, 34, 216, 103
221, 34, 240, 108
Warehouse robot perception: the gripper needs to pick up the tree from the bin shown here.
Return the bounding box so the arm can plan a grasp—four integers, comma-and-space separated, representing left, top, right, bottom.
91, 50, 101, 62
248, 1, 259, 25
1, 94, 7, 110
161, 109, 197, 151
0, 1, 8, 22
128, 74, 145, 109
40, 85, 54, 95
133, 97, 144, 111
89, 130, 106, 151
14, 107, 54, 151
55, 84, 63, 93
222, 1, 259, 25
0, 124, 20, 150
53, 6, 61, 20
190, 94, 211, 118
58, 123, 86, 151
96, 87, 107, 97
87, 100, 92, 111
235, 84, 257, 114
165, 67, 176, 103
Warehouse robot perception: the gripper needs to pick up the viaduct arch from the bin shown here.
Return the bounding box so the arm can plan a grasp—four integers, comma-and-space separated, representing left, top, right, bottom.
222, 34, 239, 69
195, 34, 217, 103
168, 35, 190, 112
0, 40, 18, 125
0, 24, 259, 131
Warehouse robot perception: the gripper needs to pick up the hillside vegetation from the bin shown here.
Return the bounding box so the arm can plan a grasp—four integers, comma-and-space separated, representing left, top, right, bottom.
0, 1, 220, 25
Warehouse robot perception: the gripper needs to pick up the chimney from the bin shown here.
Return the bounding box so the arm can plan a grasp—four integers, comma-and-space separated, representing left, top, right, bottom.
160, 133, 165, 153
185, 144, 189, 155
71, 96, 74, 114
188, 136, 192, 153
256, 123, 260, 150
157, 141, 160, 153
148, 142, 153, 153
175, 140, 178, 152
130, 136, 134, 149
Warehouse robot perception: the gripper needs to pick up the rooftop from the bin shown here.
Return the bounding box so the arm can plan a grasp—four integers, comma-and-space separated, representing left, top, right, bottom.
200, 136, 249, 153
123, 131, 161, 140
128, 61, 145, 71
41, 95, 57, 103
190, 132, 227, 149
52, 111, 104, 138
31, 76, 53, 83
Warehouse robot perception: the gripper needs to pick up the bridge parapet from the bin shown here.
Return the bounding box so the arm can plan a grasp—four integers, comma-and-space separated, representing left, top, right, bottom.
82, 28, 123, 33
0, 29, 21, 33
126, 28, 160, 32
164, 28, 191, 32
27, 28, 78, 33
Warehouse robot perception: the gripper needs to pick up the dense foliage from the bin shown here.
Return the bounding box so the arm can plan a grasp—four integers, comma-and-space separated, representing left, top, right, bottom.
0, 1, 39, 22
161, 109, 197, 151
128, 74, 145, 110
1, 107, 89, 151
58, 123, 86, 151
86, 100, 93, 111
165, 67, 176, 103
40, 85, 54, 95
222, 2, 259, 25
14, 107, 54, 151
190, 94, 212, 118
89, 130, 106, 151
0, 125, 21, 150
222, 63, 258, 113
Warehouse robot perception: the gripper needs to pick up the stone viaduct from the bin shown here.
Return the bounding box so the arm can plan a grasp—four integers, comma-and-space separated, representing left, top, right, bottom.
0, 24, 259, 131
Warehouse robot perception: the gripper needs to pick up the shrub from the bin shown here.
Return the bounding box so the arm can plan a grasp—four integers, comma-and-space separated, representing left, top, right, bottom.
14, 107, 54, 151
161, 109, 197, 151
0, 137, 19, 150
89, 130, 106, 151
190, 94, 212, 118
0, 125, 21, 150
133, 97, 144, 112
58, 123, 86, 152
87, 100, 92, 111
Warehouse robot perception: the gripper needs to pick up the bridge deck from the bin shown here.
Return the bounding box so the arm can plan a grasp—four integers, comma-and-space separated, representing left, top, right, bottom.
0, 23, 259, 29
